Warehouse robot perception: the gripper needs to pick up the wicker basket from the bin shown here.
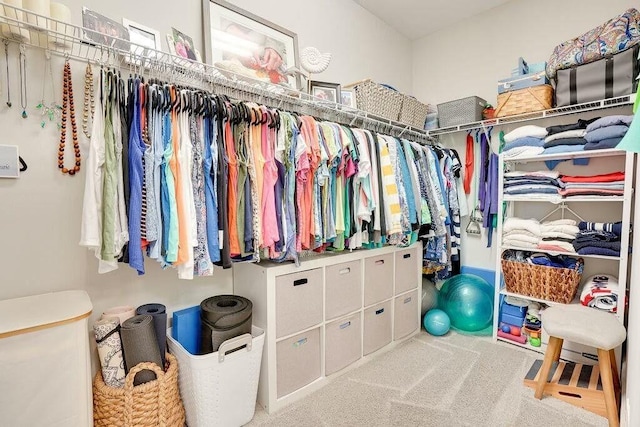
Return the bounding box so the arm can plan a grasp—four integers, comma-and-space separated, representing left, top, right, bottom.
501, 258, 583, 304
495, 84, 554, 118
399, 96, 433, 129
346, 79, 403, 121
93, 352, 186, 427
437, 96, 487, 127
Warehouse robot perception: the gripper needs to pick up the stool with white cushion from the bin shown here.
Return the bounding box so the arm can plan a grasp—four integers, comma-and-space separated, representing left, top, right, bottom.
535, 305, 626, 427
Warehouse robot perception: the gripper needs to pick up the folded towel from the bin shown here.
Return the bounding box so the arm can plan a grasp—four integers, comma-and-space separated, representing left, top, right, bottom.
586, 115, 634, 132
503, 137, 545, 152
585, 125, 629, 143
580, 275, 619, 313
579, 221, 623, 236
584, 137, 623, 150
560, 171, 625, 183
577, 247, 620, 257
504, 125, 548, 143
543, 137, 588, 149
544, 129, 587, 143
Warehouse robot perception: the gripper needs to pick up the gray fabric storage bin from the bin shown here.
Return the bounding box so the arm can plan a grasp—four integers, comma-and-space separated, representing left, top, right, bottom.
555, 46, 639, 107
437, 96, 486, 127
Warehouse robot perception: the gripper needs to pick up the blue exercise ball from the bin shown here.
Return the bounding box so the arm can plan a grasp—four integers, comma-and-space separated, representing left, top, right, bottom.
423, 309, 451, 336
438, 274, 493, 332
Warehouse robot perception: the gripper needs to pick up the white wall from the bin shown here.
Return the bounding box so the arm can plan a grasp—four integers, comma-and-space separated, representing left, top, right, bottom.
0, 0, 411, 362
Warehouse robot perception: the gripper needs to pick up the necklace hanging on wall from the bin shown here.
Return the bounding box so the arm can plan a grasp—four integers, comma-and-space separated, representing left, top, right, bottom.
19, 45, 27, 118
58, 59, 80, 176
82, 62, 94, 138
36, 51, 62, 128
5, 41, 11, 108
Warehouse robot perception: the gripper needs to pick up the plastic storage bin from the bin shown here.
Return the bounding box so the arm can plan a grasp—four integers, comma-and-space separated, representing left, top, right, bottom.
437, 96, 487, 127
167, 326, 265, 427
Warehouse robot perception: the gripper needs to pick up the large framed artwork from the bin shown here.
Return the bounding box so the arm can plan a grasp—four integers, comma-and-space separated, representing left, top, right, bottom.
202, 0, 300, 89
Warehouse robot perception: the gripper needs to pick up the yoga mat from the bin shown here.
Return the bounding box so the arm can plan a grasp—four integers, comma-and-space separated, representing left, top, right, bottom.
136, 303, 167, 366
200, 295, 252, 354
93, 318, 126, 388
120, 315, 163, 386
101, 305, 136, 325
172, 305, 201, 355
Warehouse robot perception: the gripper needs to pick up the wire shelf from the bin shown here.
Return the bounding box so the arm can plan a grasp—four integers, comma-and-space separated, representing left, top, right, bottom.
0, 2, 433, 143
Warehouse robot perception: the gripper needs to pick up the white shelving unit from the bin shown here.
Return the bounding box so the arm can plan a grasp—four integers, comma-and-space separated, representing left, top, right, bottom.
492, 144, 635, 366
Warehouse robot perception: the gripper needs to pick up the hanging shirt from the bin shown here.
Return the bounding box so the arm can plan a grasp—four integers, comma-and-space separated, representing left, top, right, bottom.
127, 78, 146, 275
203, 114, 220, 263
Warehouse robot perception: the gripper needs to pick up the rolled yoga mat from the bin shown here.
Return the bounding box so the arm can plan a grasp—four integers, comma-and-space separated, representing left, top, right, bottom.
93, 317, 126, 388
120, 315, 163, 386
200, 295, 252, 354
136, 303, 167, 366
101, 305, 136, 325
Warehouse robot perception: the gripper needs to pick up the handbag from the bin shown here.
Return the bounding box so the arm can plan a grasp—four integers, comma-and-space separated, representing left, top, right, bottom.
546, 8, 640, 79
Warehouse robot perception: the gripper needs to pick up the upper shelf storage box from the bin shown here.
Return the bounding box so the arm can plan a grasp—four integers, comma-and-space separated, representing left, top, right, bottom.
437, 96, 486, 127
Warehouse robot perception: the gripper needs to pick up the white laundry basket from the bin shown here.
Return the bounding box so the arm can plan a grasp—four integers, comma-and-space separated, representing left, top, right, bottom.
167, 326, 265, 427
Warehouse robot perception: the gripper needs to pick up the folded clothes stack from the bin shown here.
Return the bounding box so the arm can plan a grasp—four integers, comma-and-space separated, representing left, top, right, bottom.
502, 217, 541, 248
538, 219, 579, 252
503, 170, 563, 197
558, 171, 625, 197
573, 221, 624, 257
584, 115, 633, 150
541, 117, 599, 160
502, 125, 547, 158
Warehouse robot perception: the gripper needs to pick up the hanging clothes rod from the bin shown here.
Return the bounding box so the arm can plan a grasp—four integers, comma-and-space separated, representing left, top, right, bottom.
0, 2, 433, 144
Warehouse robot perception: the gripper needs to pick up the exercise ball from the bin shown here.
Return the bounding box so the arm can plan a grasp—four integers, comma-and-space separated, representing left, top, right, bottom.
423, 309, 450, 336
421, 278, 438, 316
438, 274, 493, 332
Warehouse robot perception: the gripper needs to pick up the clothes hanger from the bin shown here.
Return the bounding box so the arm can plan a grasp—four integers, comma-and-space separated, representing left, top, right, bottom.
539, 203, 585, 222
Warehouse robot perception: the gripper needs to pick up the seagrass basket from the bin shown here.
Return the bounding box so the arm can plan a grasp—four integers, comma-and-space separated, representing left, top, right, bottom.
93, 352, 186, 427
345, 79, 403, 121
501, 257, 583, 304
399, 96, 434, 129
495, 84, 554, 117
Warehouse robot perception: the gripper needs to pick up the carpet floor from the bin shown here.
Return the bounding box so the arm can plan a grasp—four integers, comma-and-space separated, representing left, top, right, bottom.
246, 331, 608, 426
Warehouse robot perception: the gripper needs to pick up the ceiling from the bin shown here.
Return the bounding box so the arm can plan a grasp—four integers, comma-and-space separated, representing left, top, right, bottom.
353, 0, 513, 40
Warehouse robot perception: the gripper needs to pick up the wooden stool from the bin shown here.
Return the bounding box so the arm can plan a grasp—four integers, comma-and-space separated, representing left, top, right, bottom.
535, 305, 626, 427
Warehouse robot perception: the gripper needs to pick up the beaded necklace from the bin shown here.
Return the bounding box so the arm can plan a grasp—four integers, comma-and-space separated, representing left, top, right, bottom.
58, 60, 80, 175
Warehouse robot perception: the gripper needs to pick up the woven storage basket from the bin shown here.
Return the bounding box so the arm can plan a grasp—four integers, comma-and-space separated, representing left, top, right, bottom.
501, 258, 583, 304
93, 352, 186, 427
437, 96, 486, 127
347, 79, 403, 121
495, 84, 554, 117
399, 96, 433, 128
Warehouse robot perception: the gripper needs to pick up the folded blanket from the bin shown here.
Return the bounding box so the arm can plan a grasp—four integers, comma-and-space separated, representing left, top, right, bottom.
543, 137, 587, 149
559, 188, 624, 197
544, 129, 587, 143
504, 125, 548, 143
503, 218, 540, 235
560, 171, 625, 183
577, 247, 620, 257
584, 137, 623, 151
537, 241, 576, 252
580, 275, 619, 313
503, 137, 545, 151
585, 125, 629, 143
579, 221, 623, 236
502, 146, 545, 159
586, 115, 634, 132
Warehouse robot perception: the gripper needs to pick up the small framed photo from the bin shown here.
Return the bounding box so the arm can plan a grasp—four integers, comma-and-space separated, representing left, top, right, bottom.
81, 7, 130, 51
341, 89, 356, 108
122, 18, 161, 65
167, 27, 202, 63
310, 81, 341, 104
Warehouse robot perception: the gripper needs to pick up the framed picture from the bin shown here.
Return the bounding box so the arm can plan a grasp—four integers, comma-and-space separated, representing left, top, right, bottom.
167, 27, 202, 63
81, 8, 130, 51
341, 89, 356, 108
310, 81, 341, 104
122, 18, 161, 65
202, 0, 300, 89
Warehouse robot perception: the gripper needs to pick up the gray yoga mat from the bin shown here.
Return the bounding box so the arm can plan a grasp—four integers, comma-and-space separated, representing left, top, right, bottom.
120, 315, 163, 385
136, 303, 167, 367
200, 295, 252, 354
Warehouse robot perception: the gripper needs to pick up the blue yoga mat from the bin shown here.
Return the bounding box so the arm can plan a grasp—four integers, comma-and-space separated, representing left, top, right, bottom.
172, 306, 201, 355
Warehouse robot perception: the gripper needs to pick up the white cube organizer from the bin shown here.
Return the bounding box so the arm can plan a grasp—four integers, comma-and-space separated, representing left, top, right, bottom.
167, 326, 265, 427
234, 243, 422, 414
0, 290, 93, 427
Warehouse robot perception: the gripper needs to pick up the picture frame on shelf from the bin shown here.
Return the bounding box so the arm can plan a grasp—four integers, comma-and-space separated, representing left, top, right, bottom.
166, 28, 204, 71
340, 89, 356, 108
81, 7, 129, 51
310, 80, 341, 104
122, 19, 161, 66
202, 0, 301, 89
